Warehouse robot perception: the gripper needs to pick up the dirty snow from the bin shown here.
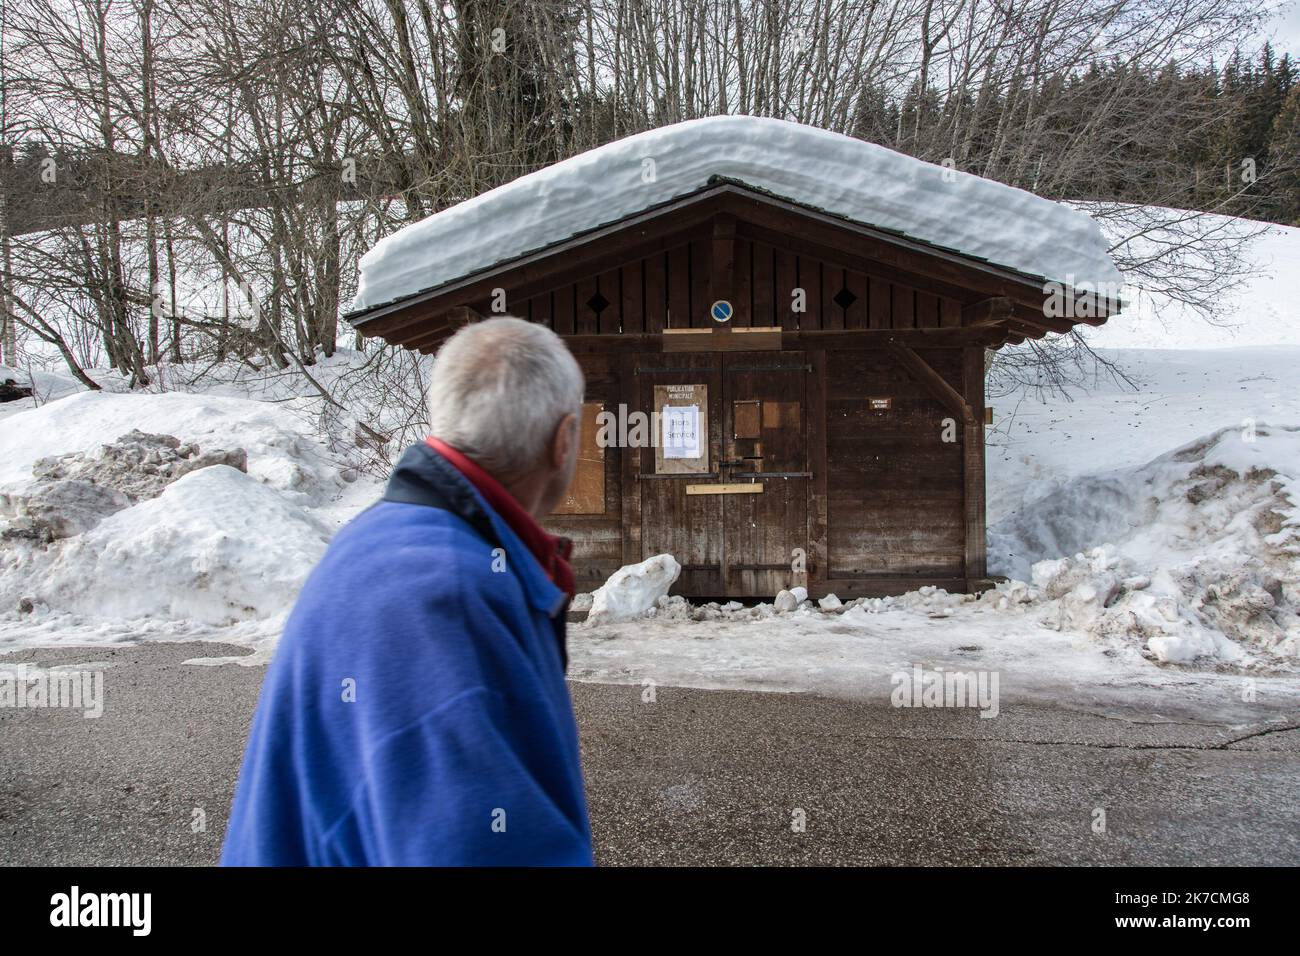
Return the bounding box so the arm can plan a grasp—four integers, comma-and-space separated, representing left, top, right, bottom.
990, 424, 1300, 663
588, 554, 681, 624
0, 391, 342, 505
352, 115, 1120, 312
568, 583, 1299, 723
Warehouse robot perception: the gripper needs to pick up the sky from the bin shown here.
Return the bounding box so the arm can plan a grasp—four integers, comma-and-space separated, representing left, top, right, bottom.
1268, 2, 1300, 54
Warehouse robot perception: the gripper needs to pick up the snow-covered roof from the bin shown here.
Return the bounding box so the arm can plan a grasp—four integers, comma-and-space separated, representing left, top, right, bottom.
350, 115, 1122, 315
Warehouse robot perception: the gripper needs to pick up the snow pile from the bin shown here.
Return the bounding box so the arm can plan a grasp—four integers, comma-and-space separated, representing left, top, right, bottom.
3, 466, 332, 626
844, 586, 974, 620
1, 430, 248, 543
1027, 547, 1276, 664
0, 391, 343, 505
32, 429, 247, 500
0, 391, 353, 638
587, 554, 681, 624
991, 424, 1300, 664
352, 115, 1120, 312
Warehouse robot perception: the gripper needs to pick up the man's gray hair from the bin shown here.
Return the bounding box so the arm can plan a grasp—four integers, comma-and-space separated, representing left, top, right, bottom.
426, 316, 584, 478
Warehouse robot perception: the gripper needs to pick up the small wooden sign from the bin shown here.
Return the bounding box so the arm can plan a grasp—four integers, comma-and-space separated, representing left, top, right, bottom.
869, 397, 892, 410
686, 483, 764, 496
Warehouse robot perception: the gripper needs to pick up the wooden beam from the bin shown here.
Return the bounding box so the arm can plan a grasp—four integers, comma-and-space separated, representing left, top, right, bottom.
884, 343, 975, 425
961, 296, 1013, 326
397, 305, 481, 349
1009, 303, 1075, 334
552, 327, 1007, 354
959, 296, 1076, 337
807, 349, 828, 593
1002, 319, 1051, 340
619, 352, 642, 566
662, 327, 781, 352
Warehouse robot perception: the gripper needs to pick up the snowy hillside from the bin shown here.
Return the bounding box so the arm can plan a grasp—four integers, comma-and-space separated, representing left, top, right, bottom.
1086, 217, 1300, 349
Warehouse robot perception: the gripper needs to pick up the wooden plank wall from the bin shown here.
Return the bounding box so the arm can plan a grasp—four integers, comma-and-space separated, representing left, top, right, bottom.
824, 349, 965, 582
517, 241, 962, 333
541, 353, 625, 589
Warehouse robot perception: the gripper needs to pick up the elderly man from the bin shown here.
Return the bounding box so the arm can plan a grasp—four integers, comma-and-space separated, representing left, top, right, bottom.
222, 317, 593, 866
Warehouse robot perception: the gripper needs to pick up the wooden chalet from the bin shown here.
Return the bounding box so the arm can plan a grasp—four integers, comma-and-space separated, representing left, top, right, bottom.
346, 134, 1118, 600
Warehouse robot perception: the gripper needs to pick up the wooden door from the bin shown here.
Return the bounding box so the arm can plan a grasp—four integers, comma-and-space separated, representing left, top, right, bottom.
720, 352, 810, 597
634, 350, 809, 599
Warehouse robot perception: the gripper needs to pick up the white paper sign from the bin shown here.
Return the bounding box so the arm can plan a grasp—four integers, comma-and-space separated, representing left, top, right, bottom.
661, 404, 701, 459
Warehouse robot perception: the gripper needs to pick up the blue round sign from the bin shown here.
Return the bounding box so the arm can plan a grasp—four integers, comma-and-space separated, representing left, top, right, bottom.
710, 299, 733, 323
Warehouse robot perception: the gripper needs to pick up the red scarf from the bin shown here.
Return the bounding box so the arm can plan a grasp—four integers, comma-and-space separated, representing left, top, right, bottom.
425, 437, 575, 600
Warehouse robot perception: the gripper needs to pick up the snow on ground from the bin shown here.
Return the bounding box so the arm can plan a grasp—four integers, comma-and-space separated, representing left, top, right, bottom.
352, 115, 1119, 312
567, 592, 1297, 723
9, 466, 332, 625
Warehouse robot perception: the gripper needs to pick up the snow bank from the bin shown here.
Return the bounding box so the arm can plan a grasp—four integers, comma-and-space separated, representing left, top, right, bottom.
3, 466, 332, 626
991, 424, 1300, 663
0, 391, 342, 504
352, 115, 1119, 312
587, 554, 682, 624
0, 389, 358, 642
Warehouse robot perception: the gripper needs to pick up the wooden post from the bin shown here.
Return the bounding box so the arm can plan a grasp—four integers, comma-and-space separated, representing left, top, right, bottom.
807, 349, 829, 596
709, 214, 736, 310
619, 351, 643, 566
709, 213, 736, 340
962, 346, 988, 586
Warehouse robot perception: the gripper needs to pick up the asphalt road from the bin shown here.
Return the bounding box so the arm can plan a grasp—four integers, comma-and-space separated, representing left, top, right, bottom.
1, 642, 1297, 866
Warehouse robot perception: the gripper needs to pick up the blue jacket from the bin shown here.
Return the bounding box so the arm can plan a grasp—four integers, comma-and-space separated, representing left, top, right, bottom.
221, 442, 593, 866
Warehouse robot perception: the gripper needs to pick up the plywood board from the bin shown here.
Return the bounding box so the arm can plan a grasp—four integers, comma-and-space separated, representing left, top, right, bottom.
553, 402, 605, 514
686, 483, 764, 495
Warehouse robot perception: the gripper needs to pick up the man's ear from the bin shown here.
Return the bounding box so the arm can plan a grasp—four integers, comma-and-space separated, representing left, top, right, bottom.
551, 412, 579, 469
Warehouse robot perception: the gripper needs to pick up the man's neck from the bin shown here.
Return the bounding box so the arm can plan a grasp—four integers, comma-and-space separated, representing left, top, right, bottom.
499, 471, 547, 522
